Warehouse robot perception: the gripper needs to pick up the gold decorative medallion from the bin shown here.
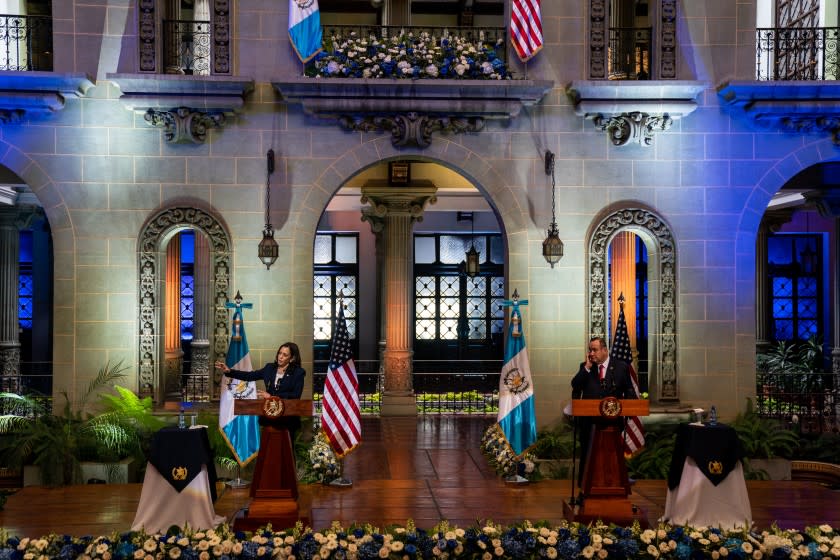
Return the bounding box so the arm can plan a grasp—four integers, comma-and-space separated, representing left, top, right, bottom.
171, 466, 188, 481
599, 396, 622, 418
708, 460, 724, 475
263, 397, 285, 417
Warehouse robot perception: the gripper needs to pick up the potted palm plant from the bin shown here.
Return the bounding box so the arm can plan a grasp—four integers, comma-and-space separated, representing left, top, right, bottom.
0, 360, 164, 486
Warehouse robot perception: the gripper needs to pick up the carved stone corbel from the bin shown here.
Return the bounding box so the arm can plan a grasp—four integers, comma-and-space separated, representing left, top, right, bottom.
338, 112, 484, 148
144, 107, 225, 144
592, 111, 673, 147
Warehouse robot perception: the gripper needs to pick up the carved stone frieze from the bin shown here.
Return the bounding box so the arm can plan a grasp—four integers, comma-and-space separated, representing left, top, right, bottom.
660, 0, 677, 79
212, 0, 231, 74
144, 107, 226, 144
593, 111, 673, 147
589, 208, 678, 401
0, 344, 20, 383
719, 82, 840, 146
589, 0, 607, 79
138, 0, 156, 72
138, 207, 231, 400
273, 77, 552, 150
338, 112, 483, 148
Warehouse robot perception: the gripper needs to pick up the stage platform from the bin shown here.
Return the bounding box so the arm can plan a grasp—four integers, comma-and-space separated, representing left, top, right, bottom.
1, 416, 838, 538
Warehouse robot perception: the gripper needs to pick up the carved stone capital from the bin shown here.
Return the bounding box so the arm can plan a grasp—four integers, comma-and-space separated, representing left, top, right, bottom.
360, 208, 385, 233
144, 107, 225, 144
360, 180, 438, 221
339, 112, 483, 148
592, 111, 673, 147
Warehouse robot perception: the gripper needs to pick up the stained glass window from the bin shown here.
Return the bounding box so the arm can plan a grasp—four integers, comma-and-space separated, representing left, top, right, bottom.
313, 233, 359, 360
413, 233, 504, 353
768, 233, 821, 342
18, 231, 33, 330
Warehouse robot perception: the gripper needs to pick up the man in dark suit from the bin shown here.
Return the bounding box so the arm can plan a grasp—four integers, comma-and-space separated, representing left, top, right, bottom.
570, 336, 636, 495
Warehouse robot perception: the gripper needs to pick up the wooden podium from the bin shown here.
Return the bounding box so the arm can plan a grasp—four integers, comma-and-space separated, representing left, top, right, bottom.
565, 397, 650, 524
232, 397, 313, 531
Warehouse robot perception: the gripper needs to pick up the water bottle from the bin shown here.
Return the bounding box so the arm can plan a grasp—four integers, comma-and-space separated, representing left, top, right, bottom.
178, 407, 186, 429
709, 405, 718, 426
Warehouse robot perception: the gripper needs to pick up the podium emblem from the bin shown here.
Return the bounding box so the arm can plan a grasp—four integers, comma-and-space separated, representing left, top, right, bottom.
598, 396, 622, 418
708, 460, 723, 475
263, 397, 286, 417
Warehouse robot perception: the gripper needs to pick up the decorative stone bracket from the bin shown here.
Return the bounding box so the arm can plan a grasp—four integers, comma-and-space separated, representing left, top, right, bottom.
719, 81, 840, 146
144, 107, 225, 144
273, 78, 553, 148
0, 72, 93, 123
108, 73, 254, 144
568, 80, 707, 147
338, 112, 483, 148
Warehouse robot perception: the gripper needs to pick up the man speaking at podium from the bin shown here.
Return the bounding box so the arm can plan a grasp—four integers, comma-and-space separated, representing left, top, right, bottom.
571, 336, 636, 493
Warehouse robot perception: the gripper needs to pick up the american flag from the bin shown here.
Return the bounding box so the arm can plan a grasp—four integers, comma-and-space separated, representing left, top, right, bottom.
611, 304, 646, 456
510, 0, 543, 62
322, 303, 361, 457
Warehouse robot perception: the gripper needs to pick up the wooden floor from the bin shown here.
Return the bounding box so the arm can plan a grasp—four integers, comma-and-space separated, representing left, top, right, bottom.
2, 416, 839, 538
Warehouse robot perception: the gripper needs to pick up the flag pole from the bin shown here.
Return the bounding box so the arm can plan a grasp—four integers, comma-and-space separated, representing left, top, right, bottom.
328, 455, 352, 487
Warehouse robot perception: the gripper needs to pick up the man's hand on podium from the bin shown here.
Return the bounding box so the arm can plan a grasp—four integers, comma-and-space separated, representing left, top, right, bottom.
256, 390, 271, 399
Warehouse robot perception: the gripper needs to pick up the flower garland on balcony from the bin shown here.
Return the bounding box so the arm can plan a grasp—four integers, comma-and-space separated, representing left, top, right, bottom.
305, 30, 511, 80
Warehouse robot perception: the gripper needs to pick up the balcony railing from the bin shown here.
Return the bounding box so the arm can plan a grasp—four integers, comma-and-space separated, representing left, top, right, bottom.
756, 27, 840, 81
312, 359, 503, 415
162, 19, 210, 75
0, 14, 52, 71
756, 370, 840, 433
608, 27, 651, 80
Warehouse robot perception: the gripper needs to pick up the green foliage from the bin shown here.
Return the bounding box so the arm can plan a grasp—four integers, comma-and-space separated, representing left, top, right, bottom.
731, 398, 799, 460
796, 432, 840, 464
532, 419, 576, 460
626, 426, 677, 480
0, 360, 154, 486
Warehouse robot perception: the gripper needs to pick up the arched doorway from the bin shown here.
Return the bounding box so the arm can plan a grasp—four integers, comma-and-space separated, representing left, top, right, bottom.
312, 160, 506, 412
588, 206, 678, 403
137, 206, 232, 403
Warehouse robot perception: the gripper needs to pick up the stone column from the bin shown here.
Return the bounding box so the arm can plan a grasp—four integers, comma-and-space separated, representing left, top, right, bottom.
0, 207, 21, 391
382, 0, 410, 26
164, 237, 183, 402
361, 210, 386, 395
361, 180, 437, 415
190, 232, 211, 401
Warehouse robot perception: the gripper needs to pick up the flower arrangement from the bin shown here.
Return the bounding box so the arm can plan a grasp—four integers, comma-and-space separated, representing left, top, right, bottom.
481, 423, 537, 478
1, 520, 838, 560
309, 431, 340, 483
305, 30, 511, 80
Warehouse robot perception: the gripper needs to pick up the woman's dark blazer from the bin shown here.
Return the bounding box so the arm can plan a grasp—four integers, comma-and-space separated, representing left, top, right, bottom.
226, 363, 306, 400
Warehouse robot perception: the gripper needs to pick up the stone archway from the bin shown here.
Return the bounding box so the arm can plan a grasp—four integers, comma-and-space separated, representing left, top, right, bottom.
588, 207, 678, 403
138, 206, 231, 401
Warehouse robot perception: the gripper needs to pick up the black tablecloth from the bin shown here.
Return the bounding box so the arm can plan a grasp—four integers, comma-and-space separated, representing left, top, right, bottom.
667, 423, 744, 490
148, 427, 218, 501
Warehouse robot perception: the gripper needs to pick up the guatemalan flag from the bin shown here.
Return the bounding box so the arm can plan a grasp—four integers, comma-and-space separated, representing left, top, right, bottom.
218, 296, 261, 466
289, 0, 322, 63
497, 290, 537, 456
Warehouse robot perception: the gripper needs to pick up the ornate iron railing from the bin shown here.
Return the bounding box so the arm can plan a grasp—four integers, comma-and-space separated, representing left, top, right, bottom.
608, 27, 652, 80
162, 19, 211, 75
317, 24, 507, 62
0, 14, 52, 71
756, 370, 840, 433
756, 27, 840, 80
312, 359, 502, 415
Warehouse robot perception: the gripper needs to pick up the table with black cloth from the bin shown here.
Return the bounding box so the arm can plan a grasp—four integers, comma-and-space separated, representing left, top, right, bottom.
662, 422, 752, 529
132, 426, 225, 532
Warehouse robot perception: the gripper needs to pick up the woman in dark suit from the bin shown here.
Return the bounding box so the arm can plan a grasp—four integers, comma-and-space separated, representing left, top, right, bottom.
215, 341, 306, 438
216, 341, 305, 400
